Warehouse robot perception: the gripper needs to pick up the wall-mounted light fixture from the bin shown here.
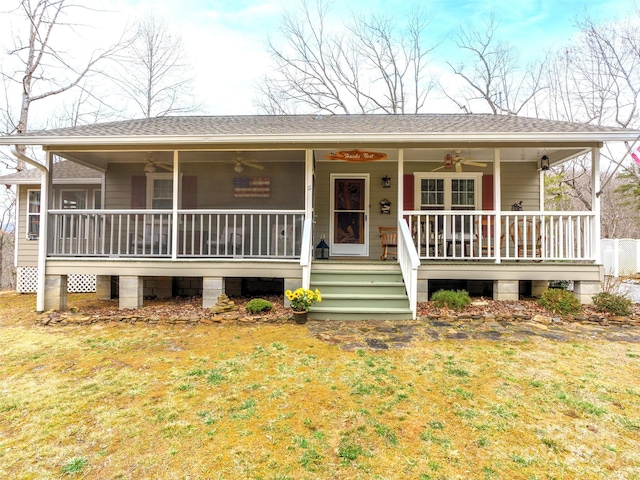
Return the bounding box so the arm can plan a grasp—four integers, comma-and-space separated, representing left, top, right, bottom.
382, 175, 391, 188
315, 235, 329, 260
540, 154, 550, 171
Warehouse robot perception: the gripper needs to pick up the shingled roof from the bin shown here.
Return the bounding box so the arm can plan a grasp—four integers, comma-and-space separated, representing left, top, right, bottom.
1, 114, 637, 146
0, 160, 101, 185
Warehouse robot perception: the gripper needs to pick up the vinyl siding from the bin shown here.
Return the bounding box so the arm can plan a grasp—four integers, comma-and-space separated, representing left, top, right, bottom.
16, 183, 101, 267
106, 161, 305, 209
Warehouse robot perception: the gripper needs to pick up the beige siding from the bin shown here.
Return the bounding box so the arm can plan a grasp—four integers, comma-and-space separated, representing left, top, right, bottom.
105, 163, 140, 209
500, 162, 540, 211
16, 183, 102, 267
106, 161, 305, 209
16, 185, 39, 267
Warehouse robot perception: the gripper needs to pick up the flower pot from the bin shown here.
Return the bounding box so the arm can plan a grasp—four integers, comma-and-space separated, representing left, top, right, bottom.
293, 311, 308, 324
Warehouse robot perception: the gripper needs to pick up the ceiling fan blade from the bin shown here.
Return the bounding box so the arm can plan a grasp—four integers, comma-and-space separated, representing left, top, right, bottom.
455, 162, 463, 173
432, 165, 446, 172
463, 160, 487, 167
243, 161, 264, 170
156, 163, 173, 172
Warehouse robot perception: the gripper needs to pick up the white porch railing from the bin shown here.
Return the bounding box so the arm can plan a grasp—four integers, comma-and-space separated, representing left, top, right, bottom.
397, 219, 420, 319
48, 209, 305, 259
405, 210, 597, 262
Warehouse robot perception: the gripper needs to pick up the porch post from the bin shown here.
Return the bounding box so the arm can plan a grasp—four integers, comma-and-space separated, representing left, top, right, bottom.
305, 149, 313, 220
397, 148, 404, 221
592, 147, 601, 264
36, 152, 53, 313
493, 148, 501, 264
171, 149, 179, 260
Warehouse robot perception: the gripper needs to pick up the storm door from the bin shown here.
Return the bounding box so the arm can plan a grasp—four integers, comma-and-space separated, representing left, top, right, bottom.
330, 174, 369, 256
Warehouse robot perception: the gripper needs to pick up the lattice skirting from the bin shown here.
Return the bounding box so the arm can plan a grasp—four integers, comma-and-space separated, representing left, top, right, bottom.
16, 267, 97, 293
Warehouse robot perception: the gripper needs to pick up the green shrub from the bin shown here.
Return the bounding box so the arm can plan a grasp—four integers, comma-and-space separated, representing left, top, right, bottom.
430, 289, 471, 312
592, 292, 633, 316
245, 298, 273, 314
538, 288, 581, 315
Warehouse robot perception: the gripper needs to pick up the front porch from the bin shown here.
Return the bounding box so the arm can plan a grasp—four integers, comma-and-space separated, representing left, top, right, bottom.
41, 208, 603, 317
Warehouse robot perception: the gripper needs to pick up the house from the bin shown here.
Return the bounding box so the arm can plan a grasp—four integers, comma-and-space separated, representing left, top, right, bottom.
0, 114, 637, 319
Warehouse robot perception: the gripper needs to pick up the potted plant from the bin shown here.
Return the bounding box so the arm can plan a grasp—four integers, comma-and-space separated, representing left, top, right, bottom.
285, 287, 322, 324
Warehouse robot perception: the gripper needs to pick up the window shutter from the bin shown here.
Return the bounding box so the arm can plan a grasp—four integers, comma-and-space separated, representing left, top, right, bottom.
482, 175, 494, 210
403, 174, 414, 210
182, 176, 197, 209
131, 176, 146, 208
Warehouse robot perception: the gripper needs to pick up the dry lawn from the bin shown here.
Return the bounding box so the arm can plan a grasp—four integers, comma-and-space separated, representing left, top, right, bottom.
1, 292, 639, 479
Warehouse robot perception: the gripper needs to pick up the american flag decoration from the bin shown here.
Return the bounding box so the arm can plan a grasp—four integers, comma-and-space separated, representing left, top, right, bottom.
631, 145, 640, 167
233, 177, 270, 198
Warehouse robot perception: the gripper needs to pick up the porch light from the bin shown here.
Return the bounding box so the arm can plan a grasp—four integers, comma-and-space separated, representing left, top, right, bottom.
540, 155, 550, 171
382, 175, 391, 188
315, 235, 329, 260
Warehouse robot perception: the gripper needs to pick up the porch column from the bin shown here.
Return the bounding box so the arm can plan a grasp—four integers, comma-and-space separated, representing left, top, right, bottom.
592, 147, 601, 264
397, 148, 404, 222
574, 280, 601, 305
119, 276, 143, 309
171, 149, 179, 261
493, 280, 519, 301
493, 148, 501, 264
203, 276, 225, 308
44, 274, 67, 311
96, 275, 112, 300
36, 152, 53, 313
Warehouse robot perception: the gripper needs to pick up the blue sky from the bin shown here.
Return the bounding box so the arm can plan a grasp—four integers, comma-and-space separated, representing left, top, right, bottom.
1, 0, 634, 117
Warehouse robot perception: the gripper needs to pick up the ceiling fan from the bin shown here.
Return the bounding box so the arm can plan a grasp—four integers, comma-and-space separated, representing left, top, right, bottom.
232, 156, 264, 173
432, 150, 487, 173
143, 153, 172, 173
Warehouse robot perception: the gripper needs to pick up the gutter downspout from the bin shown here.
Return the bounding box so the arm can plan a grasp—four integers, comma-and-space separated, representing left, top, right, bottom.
11, 148, 50, 313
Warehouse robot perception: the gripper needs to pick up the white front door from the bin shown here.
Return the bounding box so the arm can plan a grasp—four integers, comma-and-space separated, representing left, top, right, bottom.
330, 174, 369, 256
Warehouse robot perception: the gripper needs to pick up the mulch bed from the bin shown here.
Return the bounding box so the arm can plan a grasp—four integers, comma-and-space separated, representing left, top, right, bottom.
40, 295, 640, 326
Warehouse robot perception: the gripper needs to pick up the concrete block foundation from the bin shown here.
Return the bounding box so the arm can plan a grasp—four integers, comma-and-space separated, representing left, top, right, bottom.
119, 276, 143, 310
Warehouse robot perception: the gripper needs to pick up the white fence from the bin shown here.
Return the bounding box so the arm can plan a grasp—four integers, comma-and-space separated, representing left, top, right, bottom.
601, 238, 640, 277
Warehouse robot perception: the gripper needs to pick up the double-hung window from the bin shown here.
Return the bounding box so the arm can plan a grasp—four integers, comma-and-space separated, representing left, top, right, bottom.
415, 173, 482, 236
27, 190, 41, 239
147, 174, 173, 209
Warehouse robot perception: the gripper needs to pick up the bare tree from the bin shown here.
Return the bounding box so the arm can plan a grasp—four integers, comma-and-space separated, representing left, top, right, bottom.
107, 13, 200, 118
256, 0, 438, 114
0, 0, 129, 170
445, 14, 546, 115
540, 8, 640, 228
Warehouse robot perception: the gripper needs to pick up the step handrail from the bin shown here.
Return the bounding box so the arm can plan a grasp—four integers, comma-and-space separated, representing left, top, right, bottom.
397, 219, 420, 319
300, 217, 313, 289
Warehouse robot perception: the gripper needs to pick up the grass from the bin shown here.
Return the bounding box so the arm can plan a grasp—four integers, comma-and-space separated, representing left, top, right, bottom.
1, 291, 640, 478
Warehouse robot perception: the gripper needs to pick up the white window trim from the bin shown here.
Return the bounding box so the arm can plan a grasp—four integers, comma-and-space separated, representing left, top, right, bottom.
413, 172, 483, 210
26, 189, 40, 240
146, 172, 180, 209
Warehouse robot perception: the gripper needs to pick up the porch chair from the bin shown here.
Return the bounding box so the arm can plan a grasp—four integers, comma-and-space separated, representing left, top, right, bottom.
379, 226, 397, 261
474, 218, 505, 257
131, 224, 169, 255
209, 227, 244, 256
417, 217, 445, 257
509, 219, 542, 260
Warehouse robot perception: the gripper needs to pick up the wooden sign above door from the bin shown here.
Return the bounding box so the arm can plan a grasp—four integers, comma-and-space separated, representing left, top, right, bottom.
325, 150, 387, 162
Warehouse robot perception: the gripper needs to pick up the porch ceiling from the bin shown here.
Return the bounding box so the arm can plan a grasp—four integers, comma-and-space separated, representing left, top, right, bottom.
50, 146, 589, 171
